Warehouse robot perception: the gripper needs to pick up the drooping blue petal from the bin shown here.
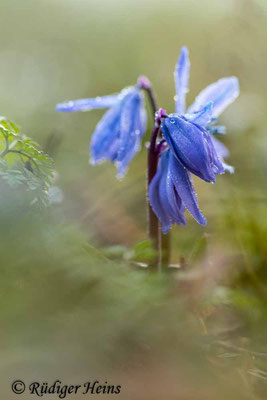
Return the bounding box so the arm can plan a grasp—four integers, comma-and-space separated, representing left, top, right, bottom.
211, 136, 229, 159
148, 151, 172, 233
89, 86, 147, 174
164, 181, 186, 227
174, 46, 190, 115
161, 114, 223, 182
106, 136, 121, 163
148, 150, 186, 233
118, 90, 145, 157
168, 152, 206, 226
188, 77, 239, 118
90, 103, 122, 164
117, 133, 141, 178
159, 151, 186, 229
185, 102, 213, 127
203, 130, 225, 176
211, 136, 234, 174
149, 149, 206, 233
56, 93, 120, 112
116, 89, 147, 177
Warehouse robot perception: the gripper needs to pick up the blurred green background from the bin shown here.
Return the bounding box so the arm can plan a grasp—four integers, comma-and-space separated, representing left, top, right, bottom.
0, 0, 267, 398
0, 0, 265, 251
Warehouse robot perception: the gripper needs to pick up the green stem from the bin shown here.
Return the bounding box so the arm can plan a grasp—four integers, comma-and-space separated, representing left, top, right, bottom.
2, 149, 40, 173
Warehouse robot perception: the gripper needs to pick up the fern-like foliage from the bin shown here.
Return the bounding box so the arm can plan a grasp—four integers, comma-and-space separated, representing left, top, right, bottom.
0, 117, 54, 206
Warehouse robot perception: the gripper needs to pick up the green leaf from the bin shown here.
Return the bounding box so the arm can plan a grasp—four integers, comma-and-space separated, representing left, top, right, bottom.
0, 116, 54, 206
130, 239, 157, 262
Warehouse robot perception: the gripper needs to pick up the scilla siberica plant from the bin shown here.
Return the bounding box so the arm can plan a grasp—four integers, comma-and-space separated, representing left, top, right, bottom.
56, 47, 239, 269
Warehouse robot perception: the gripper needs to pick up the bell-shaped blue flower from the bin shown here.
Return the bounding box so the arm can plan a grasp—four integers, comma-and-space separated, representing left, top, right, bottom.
56, 85, 146, 177
161, 114, 224, 183
170, 46, 239, 179
149, 149, 206, 233
149, 47, 239, 232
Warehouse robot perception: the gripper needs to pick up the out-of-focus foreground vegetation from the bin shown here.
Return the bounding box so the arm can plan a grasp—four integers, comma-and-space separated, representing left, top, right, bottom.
0, 0, 266, 398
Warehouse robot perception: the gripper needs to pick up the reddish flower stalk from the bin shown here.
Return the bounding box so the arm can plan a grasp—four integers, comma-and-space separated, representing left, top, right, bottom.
139, 75, 170, 271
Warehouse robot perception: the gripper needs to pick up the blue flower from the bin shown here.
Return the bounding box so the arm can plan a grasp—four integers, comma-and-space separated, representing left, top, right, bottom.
56, 85, 146, 177
161, 114, 225, 183
149, 47, 239, 231
149, 149, 206, 233
162, 46, 239, 182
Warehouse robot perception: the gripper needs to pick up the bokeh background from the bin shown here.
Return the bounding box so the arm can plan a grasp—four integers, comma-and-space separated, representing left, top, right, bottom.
0, 0, 266, 399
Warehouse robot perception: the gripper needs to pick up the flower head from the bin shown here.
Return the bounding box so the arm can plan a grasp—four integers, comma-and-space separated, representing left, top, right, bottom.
56, 84, 147, 177
167, 46, 239, 181
149, 47, 239, 232
161, 114, 224, 183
